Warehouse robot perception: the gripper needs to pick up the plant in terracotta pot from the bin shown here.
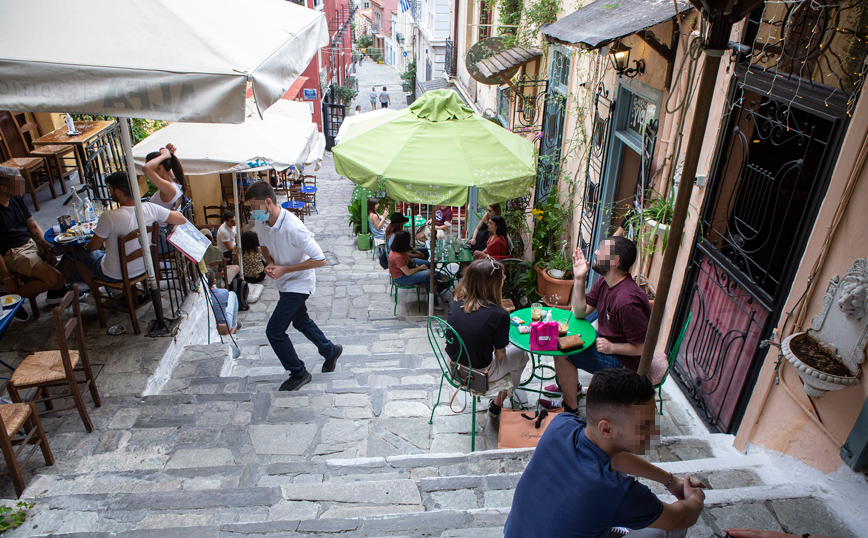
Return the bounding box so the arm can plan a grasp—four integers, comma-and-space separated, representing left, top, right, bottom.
531, 196, 575, 307
547, 242, 573, 280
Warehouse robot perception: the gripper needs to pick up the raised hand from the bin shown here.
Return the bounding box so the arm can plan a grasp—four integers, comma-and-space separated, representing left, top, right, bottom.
572, 247, 590, 279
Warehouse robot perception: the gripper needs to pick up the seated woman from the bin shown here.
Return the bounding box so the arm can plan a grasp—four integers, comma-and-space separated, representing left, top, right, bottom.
385, 212, 429, 266
446, 258, 529, 428
232, 231, 266, 283
466, 203, 501, 253
368, 198, 387, 244
472, 215, 510, 261
389, 231, 443, 311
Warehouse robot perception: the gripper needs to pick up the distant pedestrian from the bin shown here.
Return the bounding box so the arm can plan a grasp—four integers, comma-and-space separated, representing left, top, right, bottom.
354, 105, 362, 115
244, 181, 343, 391
380, 86, 391, 108
370, 86, 377, 111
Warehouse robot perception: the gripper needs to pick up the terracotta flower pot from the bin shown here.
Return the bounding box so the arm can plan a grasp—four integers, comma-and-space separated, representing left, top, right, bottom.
536, 266, 573, 307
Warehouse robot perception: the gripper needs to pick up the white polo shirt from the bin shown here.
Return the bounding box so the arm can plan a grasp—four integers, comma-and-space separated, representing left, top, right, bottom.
255, 208, 324, 294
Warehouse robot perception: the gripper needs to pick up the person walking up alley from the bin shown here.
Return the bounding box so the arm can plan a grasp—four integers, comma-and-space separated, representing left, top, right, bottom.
244, 181, 342, 391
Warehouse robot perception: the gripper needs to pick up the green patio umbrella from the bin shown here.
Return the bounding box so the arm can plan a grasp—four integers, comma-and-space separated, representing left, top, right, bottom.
333, 89, 537, 316
333, 89, 536, 207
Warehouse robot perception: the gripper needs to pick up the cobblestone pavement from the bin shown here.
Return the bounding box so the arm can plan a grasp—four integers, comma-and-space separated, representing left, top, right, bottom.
1, 154, 863, 537
351, 56, 410, 113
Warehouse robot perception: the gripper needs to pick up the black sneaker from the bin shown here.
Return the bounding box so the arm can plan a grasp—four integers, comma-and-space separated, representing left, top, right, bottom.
321, 343, 342, 373
235, 321, 243, 331
12, 307, 31, 323
45, 288, 68, 305
279, 371, 312, 391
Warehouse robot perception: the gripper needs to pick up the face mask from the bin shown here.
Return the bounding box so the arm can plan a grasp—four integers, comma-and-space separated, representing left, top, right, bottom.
251, 209, 269, 222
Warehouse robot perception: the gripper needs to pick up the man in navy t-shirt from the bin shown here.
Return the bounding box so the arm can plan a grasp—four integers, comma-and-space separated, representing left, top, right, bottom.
504, 369, 705, 537
556, 236, 651, 414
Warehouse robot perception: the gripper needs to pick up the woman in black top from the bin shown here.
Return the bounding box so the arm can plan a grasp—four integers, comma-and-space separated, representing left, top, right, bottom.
445, 258, 528, 428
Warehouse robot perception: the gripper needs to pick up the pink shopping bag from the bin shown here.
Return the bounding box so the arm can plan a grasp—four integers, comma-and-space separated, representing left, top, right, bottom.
529, 321, 559, 351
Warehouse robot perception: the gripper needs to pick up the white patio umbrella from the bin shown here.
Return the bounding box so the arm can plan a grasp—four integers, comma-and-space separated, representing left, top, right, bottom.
0, 0, 328, 335
132, 100, 320, 176
132, 99, 322, 276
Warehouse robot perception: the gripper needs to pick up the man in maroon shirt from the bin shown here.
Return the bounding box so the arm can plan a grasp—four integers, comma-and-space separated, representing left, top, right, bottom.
555, 236, 651, 414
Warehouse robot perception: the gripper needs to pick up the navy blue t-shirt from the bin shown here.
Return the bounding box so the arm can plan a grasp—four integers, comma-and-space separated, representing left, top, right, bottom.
504, 414, 663, 538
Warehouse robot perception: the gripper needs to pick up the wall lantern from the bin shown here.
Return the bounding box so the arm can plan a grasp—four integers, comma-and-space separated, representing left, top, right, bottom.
608, 42, 645, 78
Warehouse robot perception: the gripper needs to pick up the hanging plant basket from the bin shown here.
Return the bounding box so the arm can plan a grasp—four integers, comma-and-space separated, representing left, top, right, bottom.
781, 332, 860, 397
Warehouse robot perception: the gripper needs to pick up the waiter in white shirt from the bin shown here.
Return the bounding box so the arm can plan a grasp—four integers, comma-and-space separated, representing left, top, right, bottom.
244, 181, 342, 391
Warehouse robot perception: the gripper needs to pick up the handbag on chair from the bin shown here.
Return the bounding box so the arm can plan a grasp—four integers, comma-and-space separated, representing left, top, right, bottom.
449, 360, 489, 393
529, 321, 559, 352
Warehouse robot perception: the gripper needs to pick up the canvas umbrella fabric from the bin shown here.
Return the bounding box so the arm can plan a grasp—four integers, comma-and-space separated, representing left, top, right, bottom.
131, 100, 320, 176
333, 89, 536, 207
0, 0, 328, 335
333, 89, 536, 315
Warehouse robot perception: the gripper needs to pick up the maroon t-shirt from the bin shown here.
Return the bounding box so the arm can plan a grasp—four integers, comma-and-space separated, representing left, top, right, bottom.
435, 206, 453, 227
585, 276, 651, 371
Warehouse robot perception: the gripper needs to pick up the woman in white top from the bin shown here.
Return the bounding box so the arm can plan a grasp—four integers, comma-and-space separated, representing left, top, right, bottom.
144, 143, 187, 252
144, 143, 187, 211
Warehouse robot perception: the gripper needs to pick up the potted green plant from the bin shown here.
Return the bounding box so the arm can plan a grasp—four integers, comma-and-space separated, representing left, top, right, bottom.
623, 188, 676, 256
547, 248, 572, 279
530, 197, 575, 307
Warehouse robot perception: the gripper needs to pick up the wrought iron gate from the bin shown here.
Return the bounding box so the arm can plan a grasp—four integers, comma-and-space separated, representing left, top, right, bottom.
670, 80, 844, 433
578, 82, 613, 256
323, 103, 346, 150
535, 48, 570, 207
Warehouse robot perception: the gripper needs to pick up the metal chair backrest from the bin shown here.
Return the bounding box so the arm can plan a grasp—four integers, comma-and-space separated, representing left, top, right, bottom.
427, 316, 472, 392
659, 312, 693, 387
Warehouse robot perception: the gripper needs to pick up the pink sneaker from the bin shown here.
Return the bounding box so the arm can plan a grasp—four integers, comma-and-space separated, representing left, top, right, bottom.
543, 382, 582, 394
539, 398, 562, 411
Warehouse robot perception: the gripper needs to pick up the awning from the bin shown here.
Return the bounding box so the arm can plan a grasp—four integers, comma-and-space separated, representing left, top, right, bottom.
542, 0, 691, 49
475, 46, 542, 82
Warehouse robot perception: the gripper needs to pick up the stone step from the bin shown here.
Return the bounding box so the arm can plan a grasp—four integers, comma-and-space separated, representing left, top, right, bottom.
10, 470, 842, 537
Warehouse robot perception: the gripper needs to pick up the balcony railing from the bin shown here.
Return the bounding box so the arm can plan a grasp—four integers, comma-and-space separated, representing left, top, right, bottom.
444, 39, 455, 77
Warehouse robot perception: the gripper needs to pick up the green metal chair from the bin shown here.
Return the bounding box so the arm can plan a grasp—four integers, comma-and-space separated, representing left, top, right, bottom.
390, 277, 422, 315
651, 312, 693, 415
427, 316, 512, 452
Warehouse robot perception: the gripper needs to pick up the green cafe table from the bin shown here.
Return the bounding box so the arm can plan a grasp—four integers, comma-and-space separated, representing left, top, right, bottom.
432, 247, 472, 291
509, 306, 597, 398
403, 215, 427, 228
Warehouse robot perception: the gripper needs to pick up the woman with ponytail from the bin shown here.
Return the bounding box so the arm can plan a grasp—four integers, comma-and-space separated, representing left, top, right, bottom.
144, 142, 187, 211
144, 143, 188, 253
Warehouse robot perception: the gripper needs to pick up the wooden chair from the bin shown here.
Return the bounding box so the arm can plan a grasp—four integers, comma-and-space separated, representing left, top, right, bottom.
7, 285, 102, 433
91, 225, 160, 335
0, 402, 54, 497
0, 111, 54, 211
8, 273, 41, 321
202, 205, 223, 227
649, 312, 693, 415
427, 316, 513, 452
14, 112, 79, 190
300, 175, 317, 213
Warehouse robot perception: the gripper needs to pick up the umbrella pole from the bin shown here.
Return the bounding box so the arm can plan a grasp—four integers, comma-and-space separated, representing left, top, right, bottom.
429, 223, 436, 317
119, 118, 179, 337
232, 172, 244, 277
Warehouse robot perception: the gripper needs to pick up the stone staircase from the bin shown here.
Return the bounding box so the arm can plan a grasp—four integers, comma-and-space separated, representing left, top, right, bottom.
5, 323, 860, 537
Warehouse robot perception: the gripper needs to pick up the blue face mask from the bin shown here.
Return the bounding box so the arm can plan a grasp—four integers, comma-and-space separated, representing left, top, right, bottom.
251, 209, 269, 222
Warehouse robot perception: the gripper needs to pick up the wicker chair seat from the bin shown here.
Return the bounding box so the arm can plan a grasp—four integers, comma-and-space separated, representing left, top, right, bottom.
11, 350, 80, 387
29, 144, 74, 155
0, 404, 30, 438
2, 156, 43, 169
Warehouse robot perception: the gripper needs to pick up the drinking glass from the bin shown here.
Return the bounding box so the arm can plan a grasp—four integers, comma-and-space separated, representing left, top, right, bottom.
531, 302, 543, 322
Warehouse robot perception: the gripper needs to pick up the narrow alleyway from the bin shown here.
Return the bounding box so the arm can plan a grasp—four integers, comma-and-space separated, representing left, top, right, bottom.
351, 58, 410, 113
2, 152, 864, 537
